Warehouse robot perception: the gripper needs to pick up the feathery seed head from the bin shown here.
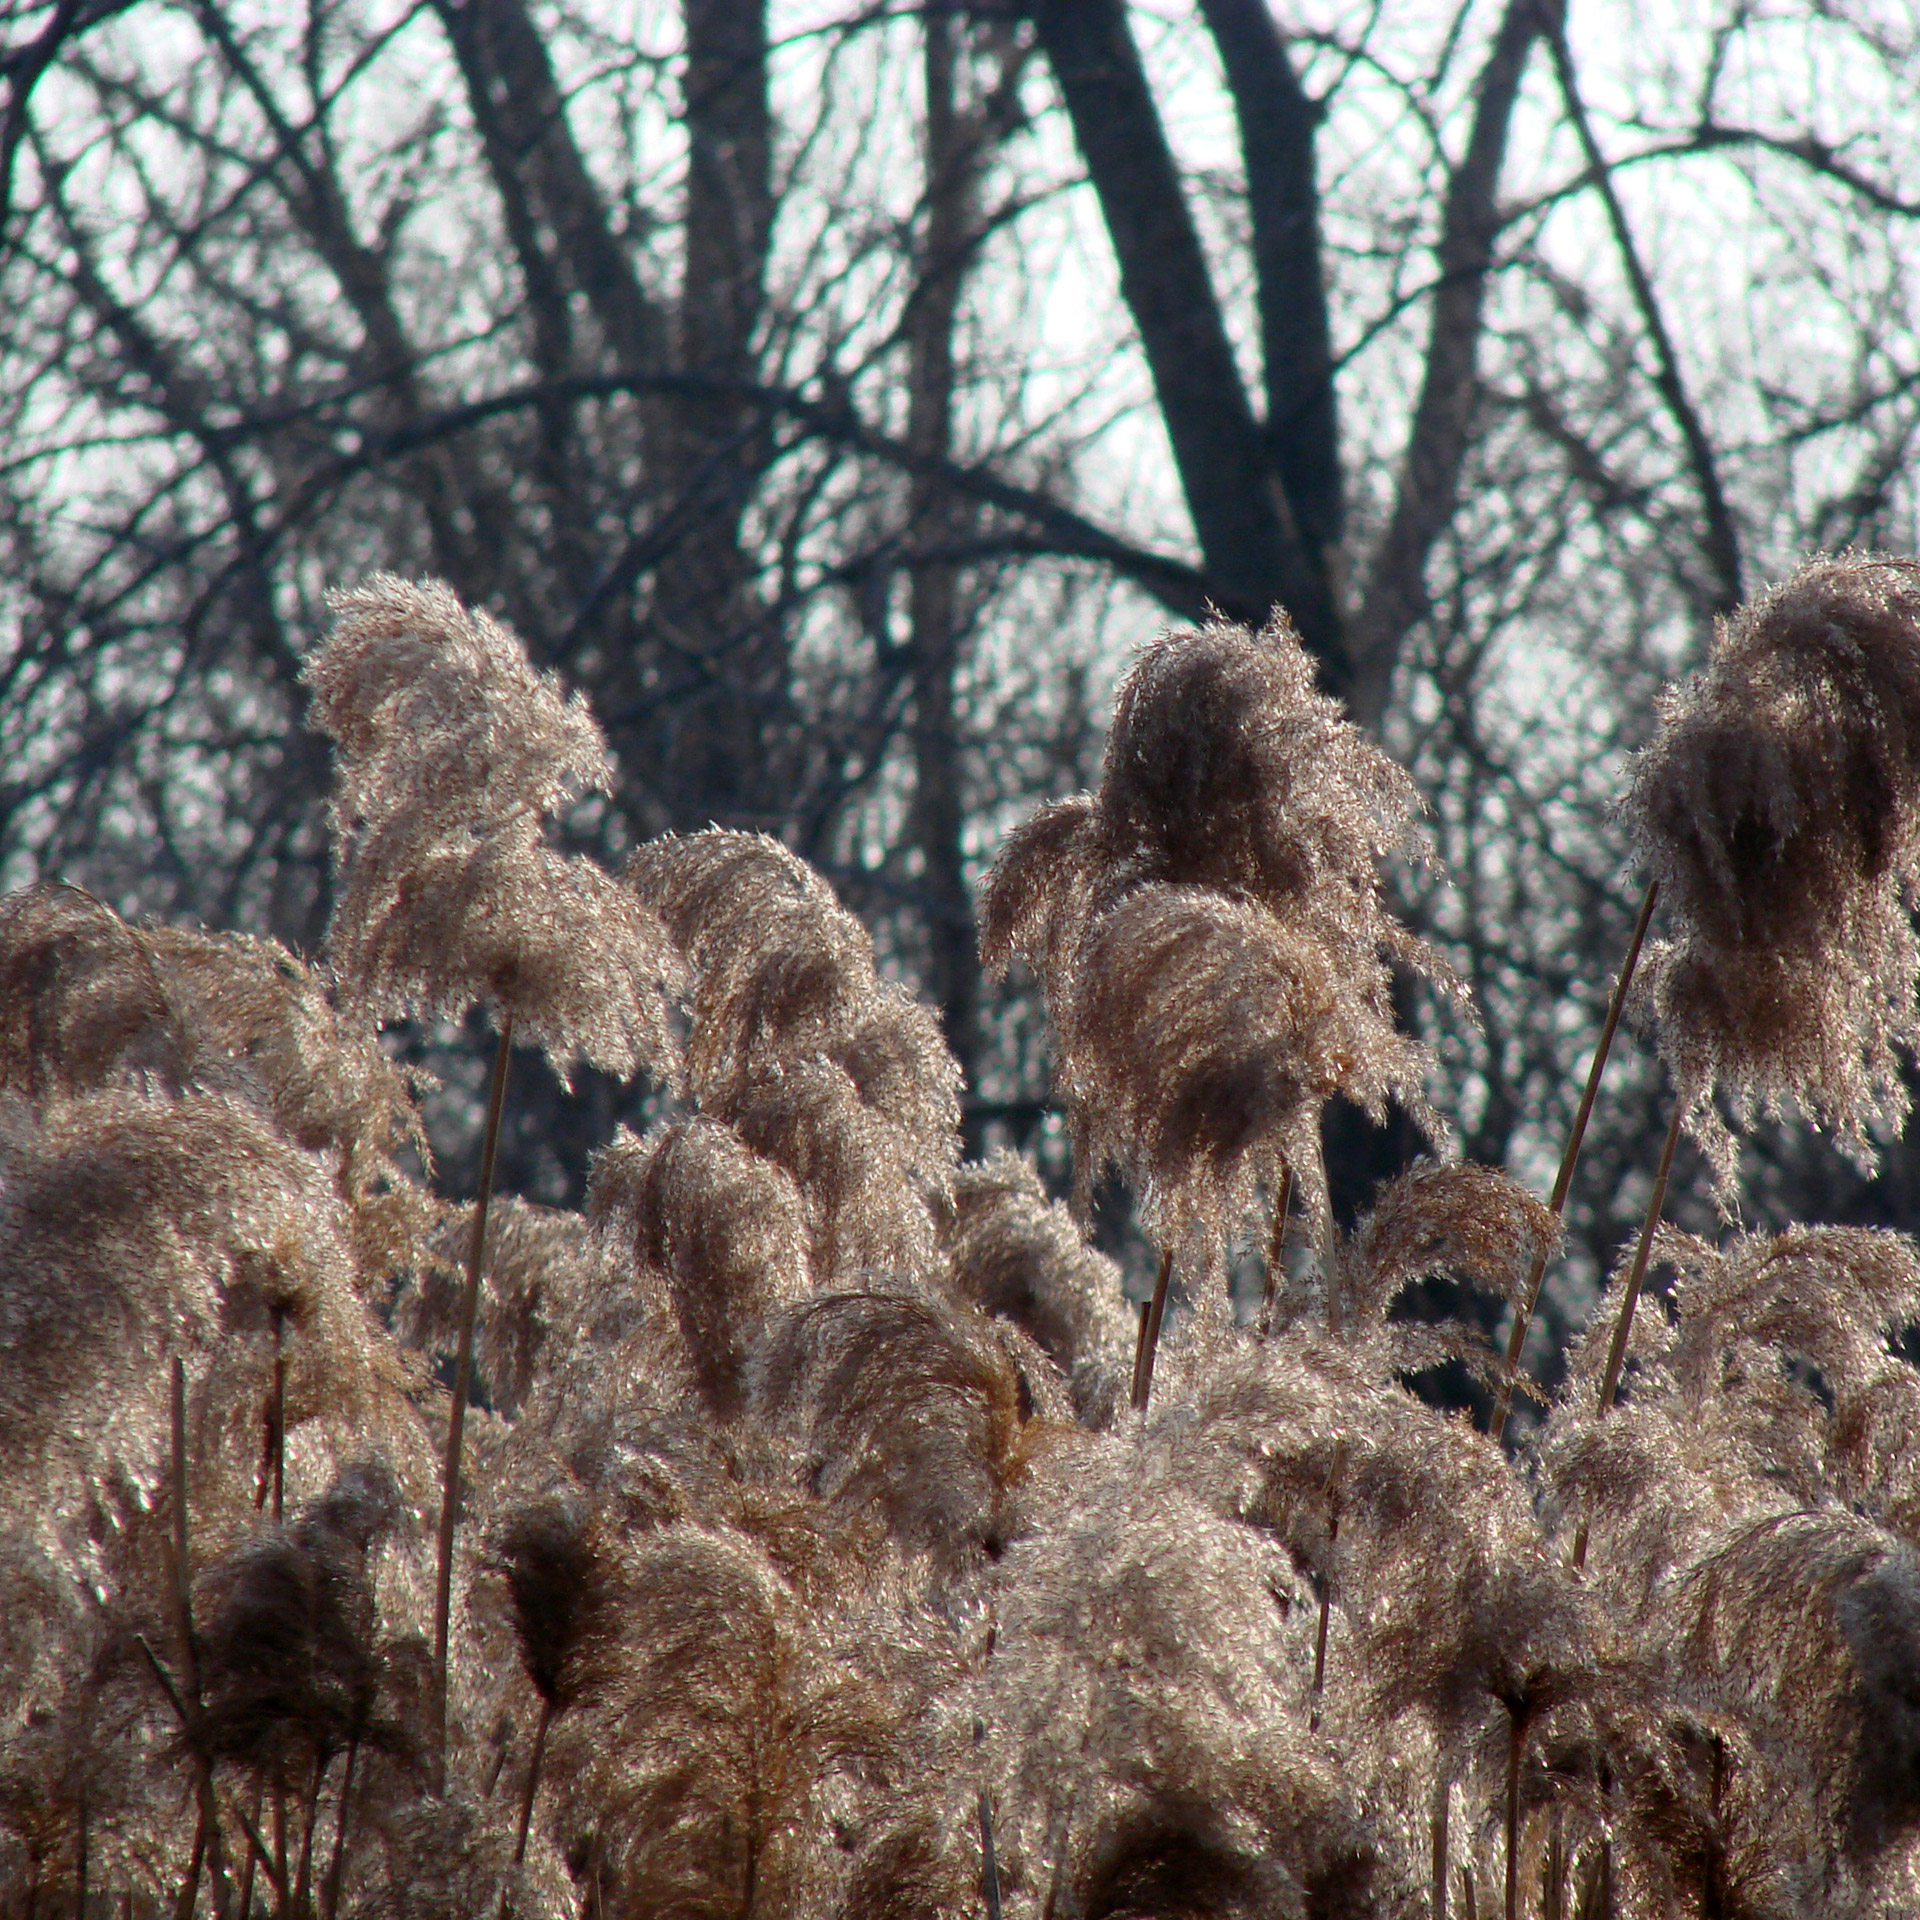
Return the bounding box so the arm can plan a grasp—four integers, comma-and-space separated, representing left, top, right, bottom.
1062, 886, 1442, 1278
1098, 615, 1423, 911
308, 576, 682, 1080
587, 1119, 811, 1419
1624, 553, 1920, 1195
0, 883, 195, 1098
726, 1061, 944, 1285
945, 1151, 1134, 1424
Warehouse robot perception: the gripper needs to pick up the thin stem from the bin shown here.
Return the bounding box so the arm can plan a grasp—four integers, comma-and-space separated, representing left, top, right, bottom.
1259, 1164, 1293, 1338
1505, 1714, 1523, 1920
293, 1750, 329, 1919
236, 1794, 255, 1920
1130, 1297, 1150, 1402
271, 1308, 286, 1524
1491, 877, 1658, 1441
321, 1730, 359, 1920
513, 1698, 553, 1868
432, 1007, 514, 1793
978, 1788, 1004, 1920
1308, 1449, 1342, 1734
1431, 1774, 1449, 1920
167, 1361, 234, 1920
173, 1812, 206, 1920
1545, 1807, 1565, 1920
230, 1797, 285, 1906
1131, 1248, 1174, 1412
1573, 1100, 1684, 1571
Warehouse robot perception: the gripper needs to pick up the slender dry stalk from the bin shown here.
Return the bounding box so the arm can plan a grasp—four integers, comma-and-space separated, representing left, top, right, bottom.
1505, 1713, 1522, 1920
1572, 1104, 1683, 1573
1259, 1164, 1293, 1339
1489, 876, 1658, 1442
1131, 1249, 1174, 1413
167, 1359, 234, 1920
432, 1008, 513, 1794
320, 1728, 359, 1920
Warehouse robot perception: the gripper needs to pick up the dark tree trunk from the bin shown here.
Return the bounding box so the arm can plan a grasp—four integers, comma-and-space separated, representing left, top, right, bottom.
1027, 0, 1350, 692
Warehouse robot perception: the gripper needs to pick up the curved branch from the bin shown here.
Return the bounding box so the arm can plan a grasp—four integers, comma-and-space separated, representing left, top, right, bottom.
1546, 14, 1741, 614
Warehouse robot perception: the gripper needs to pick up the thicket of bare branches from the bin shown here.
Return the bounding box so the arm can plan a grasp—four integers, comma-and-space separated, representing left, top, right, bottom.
6, 1, 1920, 1332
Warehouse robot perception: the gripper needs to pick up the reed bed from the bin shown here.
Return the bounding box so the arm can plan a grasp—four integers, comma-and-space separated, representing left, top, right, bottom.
5, 563, 1920, 1917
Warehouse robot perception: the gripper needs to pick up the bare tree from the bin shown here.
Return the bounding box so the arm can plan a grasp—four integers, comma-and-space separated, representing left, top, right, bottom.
4, 0, 1920, 1302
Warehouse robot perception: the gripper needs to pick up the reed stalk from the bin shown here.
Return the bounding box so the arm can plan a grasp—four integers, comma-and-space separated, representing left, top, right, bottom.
1258, 1164, 1293, 1339
1490, 879, 1658, 1441
1131, 1248, 1175, 1412
321, 1730, 360, 1920
431, 1009, 514, 1792
1572, 1101, 1684, 1571
168, 1360, 234, 1920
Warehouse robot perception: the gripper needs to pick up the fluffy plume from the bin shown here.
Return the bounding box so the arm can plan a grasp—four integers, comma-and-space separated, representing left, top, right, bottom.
630, 831, 963, 1172
394, 1198, 596, 1419
1335, 1160, 1561, 1387
982, 617, 1450, 982
943, 1150, 1134, 1425
976, 793, 1099, 989
543, 1522, 905, 1920
748, 1284, 1073, 1577
1624, 553, 1920, 1193
1548, 1224, 1920, 1587
0, 1089, 396, 1509
588, 1119, 812, 1419
1060, 885, 1439, 1278
727, 1062, 943, 1284
195, 1463, 411, 1777
0, 882, 195, 1097
969, 1453, 1383, 1920
308, 575, 681, 1080
981, 619, 1457, 1283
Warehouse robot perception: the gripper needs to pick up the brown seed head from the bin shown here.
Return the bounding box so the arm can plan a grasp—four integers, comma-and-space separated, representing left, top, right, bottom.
1624, 553, 1920, 1194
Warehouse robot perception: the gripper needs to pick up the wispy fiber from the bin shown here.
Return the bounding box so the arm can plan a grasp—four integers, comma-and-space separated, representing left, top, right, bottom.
944, 1151, 1134, 1426
629, 830, 962, 1172
981, 618, 1456, 1298
1624, 553, 1920, 1195
588, 1119, 812, 1419
0, 1089, 385, 1504
0, 882, 195, 1097
309, 576, 681, 1081
748, 1284, 1069, 1578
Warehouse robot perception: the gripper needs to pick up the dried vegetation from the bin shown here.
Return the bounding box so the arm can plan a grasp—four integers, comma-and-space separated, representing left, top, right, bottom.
7, 566, 1920, 1917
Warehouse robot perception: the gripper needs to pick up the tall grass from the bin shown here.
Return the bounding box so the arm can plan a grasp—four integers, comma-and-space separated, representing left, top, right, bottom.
5, 563, 1920, 1917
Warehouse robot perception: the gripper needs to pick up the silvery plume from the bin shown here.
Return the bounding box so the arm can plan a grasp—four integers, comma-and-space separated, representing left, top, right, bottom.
964, 1451, 1382, 1920
587, 1117, 812, 1420
747, 1281, 1076, 1584
0, 1088, 401, 1518
0, 882, 198, 1097
308, 575, 681, 1081
1623, 553, 1920, 1197
943, 1149, 1135, 1427
981, 618, 1458, 1277
628, 828, 962, 1177
540, 1519, 906, 1920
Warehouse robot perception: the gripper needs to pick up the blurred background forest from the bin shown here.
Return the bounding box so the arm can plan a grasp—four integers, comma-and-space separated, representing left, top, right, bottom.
4, 0, 1920, 1396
